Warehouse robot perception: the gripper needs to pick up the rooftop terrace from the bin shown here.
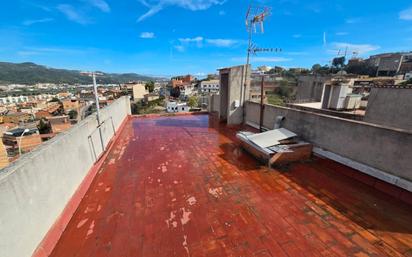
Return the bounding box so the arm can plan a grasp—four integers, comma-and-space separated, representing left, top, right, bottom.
48, 114, 412, 257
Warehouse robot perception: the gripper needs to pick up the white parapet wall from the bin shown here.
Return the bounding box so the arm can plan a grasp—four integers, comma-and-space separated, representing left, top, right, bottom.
0, 96, 131, 257
245, 101, 412, 187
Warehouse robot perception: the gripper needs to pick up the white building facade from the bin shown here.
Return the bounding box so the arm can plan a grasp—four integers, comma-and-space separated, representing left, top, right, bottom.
200, 80, 220, 94
166, 102, 190, 113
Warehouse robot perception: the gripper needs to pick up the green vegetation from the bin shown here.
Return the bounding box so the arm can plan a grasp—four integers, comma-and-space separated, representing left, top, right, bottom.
145, 81, 155, 93
68, 110, 78, 120
37, 119, 51, 134
187, 96, 198, 108
265, 79, 297, 106
0, 62, 157, 84
266, 93, 286, 106
131, 97, 165, 115
401, 79, 412, 86
49, 97, 61, 103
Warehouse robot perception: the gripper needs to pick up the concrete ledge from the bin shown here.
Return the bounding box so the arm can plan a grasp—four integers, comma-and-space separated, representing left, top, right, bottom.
0, 96, 131, 257
32, 115, 131, 257
313, 147, 412, 193
245, 101, 412, 182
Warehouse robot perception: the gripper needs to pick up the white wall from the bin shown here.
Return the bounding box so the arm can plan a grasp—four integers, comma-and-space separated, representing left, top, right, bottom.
0, 96, 131, 257
245, 101, 412, 184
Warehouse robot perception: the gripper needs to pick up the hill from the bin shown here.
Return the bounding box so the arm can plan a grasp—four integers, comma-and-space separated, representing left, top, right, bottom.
0, 62, 157, 84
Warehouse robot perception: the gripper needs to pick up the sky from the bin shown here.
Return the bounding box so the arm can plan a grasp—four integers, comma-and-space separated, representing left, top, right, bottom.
1, 0, 412, 77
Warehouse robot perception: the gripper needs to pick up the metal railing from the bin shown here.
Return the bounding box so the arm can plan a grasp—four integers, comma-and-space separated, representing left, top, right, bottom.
88, 116, 116, 162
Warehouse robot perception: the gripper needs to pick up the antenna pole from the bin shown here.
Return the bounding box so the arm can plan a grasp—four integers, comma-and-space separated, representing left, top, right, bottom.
92, 72, 105, 151
243, 24, 253, 105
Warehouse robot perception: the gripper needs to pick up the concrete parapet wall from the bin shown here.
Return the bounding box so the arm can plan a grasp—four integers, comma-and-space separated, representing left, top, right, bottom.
245, 101, 412, 183
0, 96, 131, 257
364, 87, 412, 131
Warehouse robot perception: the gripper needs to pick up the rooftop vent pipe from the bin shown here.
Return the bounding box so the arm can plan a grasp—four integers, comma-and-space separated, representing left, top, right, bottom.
274, 116, 285, 129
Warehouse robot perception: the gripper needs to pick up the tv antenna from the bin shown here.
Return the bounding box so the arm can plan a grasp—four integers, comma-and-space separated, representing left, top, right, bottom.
241, 3, 273, 106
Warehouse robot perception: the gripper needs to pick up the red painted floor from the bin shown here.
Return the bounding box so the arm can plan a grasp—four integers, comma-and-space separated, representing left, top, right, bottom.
51, 114, 412, 257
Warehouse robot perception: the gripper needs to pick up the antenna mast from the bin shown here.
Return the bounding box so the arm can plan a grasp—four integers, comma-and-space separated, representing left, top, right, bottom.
241, 4, 272, 106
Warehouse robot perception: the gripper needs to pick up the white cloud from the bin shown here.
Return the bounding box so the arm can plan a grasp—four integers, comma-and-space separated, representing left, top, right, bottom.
292, 34, 301, 38
218, 10, 225, 16
140, 32, 155, 38
178, 36, 204, 48
88, 0, 111, 12
179, 36, 204, 43
176, 37, 242, 49
57, 4, 90, 24
137, 0, 226, 22
23, 18, 54, 26
331, 42, 380, 54
174, 45, 185, 52
206, 39, 238, 47
400, 7, 412, 20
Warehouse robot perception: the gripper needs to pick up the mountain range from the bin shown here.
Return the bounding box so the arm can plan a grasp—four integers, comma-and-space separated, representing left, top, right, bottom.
0, 62, 158, 85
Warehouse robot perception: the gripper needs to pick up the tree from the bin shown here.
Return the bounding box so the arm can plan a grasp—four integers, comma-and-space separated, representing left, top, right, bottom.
312, 64, 322, 72
345, 61, 377, 76
38, 119, 51, 134
311, 64, 333, 75
49, 97, 60, 103
145, 81, 155, 93
188, 96, 198, 108
130, 103, 139, 115
68, 110, 78, 120
332, 57, 346, 69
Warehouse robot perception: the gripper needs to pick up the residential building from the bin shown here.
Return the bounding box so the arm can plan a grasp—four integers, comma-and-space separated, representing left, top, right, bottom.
132, 83, 148, 101
367, 52, 412, 76
48, 116, 72, 134
172, 81, 195, 97
2, 112, 32, 124
166, 101, 189, 113
0, 95, 29, 105
35, 110, 53, 120
171, 75, 194, 84
2, 127, 42, 154
62, 98, 80, 113
0, 140, 9, 169
200, 80, 220, 94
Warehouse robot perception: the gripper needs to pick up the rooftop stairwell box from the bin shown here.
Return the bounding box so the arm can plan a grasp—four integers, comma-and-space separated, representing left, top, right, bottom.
0, 96, 131, 257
